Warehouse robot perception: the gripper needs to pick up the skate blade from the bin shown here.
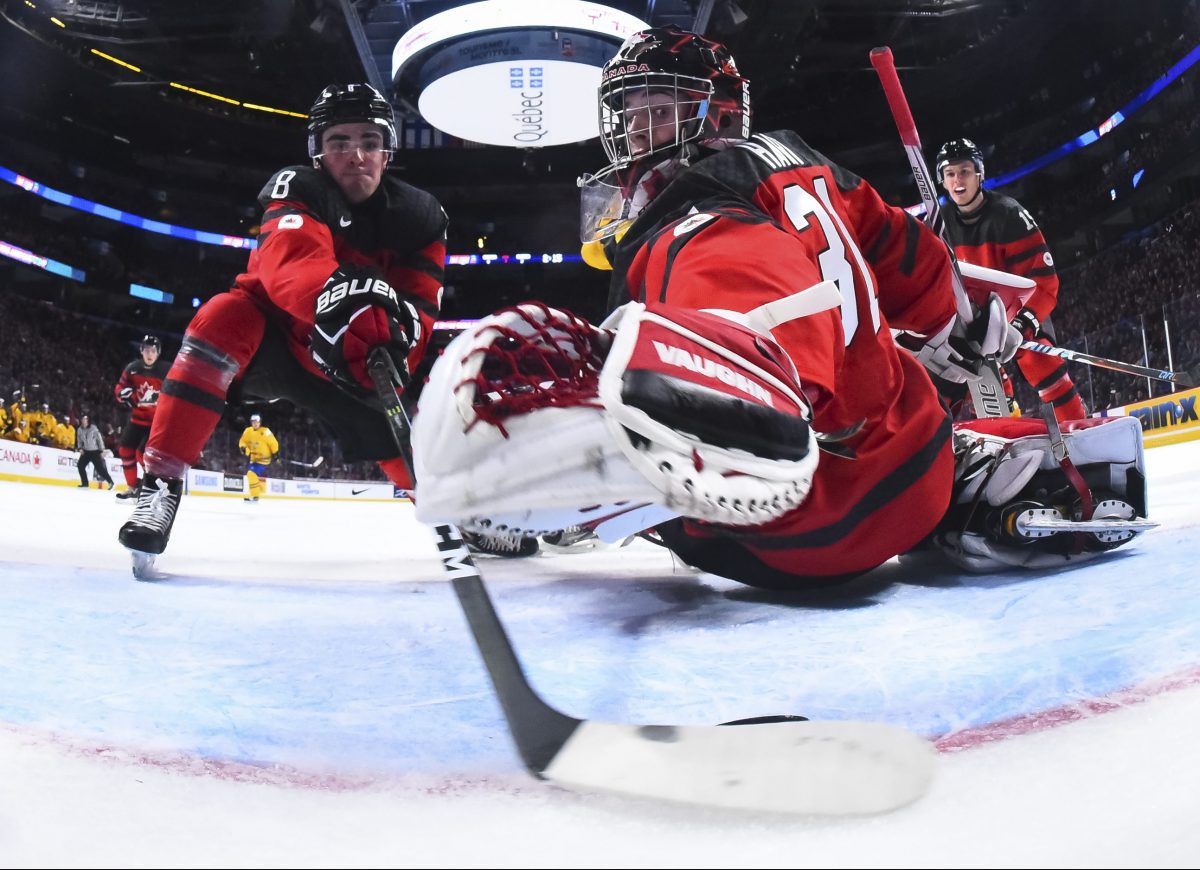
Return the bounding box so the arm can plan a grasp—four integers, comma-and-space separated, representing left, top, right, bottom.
540, 538, 604, 554
128, 550, 165, 582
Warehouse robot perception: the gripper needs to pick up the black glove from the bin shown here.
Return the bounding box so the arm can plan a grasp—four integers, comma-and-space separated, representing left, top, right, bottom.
310, 264, 421, 393
1010, 307, 1041, 341
118, 386, 135, 408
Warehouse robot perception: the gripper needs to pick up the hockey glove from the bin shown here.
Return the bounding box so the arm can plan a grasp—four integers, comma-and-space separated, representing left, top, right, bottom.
1010, 307, 1041, 341
412, 301, 818, 536
118, 386, 135, 408
310, 264, 422, 394
902, 292, 1022, 383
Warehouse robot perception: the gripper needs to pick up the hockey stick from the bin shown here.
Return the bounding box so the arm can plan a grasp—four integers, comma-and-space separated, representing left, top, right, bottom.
286, 456, 325, 469
1018, 341, 1199, 388
870, 46, 1007, 419
365, 347, 935, 815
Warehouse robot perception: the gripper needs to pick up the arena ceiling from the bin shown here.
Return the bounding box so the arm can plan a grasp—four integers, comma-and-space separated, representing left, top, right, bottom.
0, 0, 1189, 229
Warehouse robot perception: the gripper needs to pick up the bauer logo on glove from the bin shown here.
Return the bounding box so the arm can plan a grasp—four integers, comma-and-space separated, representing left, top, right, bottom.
310, 263, 421, 393
315, 273, 400, 316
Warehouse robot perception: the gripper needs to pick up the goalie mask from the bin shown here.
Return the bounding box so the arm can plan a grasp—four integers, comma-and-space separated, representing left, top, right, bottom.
307, 83, 398, 164
579, 26, 750, 244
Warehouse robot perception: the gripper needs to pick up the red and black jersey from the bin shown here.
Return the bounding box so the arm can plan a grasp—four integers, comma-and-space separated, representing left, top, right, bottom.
608, 131, 957, 578
943, 190, 1058, 321
231, 165, 447, 379
114, 357, 170, 426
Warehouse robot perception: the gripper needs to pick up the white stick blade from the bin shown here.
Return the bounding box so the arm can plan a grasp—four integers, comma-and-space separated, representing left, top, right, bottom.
543, 719, 935, 815
957, 259, 1037, 290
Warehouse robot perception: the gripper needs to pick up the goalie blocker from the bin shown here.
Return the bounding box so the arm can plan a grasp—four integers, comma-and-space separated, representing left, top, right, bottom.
413, 301, 818, 540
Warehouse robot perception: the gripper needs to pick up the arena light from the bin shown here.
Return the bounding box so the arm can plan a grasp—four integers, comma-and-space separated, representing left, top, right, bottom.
129, 283, 174, 304
1, 164, 258, 250
90, 48, 141, 73
392, 1, 647, 148
0, 239, 86, 281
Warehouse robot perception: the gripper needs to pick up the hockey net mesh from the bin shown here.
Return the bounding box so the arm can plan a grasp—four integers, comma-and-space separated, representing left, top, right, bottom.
455, 303, 609, 437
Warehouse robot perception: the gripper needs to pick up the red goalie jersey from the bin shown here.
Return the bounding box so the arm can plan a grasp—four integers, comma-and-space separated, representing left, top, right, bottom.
608, 131, 960, 586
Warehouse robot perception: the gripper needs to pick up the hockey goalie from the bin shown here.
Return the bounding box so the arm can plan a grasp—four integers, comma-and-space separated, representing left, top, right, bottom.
412, 24, 1151, 589
412, 299, 1150, 588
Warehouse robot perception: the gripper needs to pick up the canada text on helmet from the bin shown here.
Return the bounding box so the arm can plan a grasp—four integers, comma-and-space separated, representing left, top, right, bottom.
597, 24, 750, 168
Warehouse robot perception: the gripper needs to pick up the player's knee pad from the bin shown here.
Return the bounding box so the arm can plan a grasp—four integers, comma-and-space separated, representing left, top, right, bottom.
412, 301, 818, 537
171, 335, 243, 395
935, 416, 1147, 571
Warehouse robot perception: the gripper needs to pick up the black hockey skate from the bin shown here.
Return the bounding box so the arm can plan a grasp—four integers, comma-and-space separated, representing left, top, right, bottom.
462, 528, 540, 558
115, 479, 141, 500
118, 474, 183, 563
540, 525, 600, 552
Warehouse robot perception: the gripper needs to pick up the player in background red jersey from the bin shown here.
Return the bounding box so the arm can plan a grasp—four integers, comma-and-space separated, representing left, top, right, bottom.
938, 138, 1087, 422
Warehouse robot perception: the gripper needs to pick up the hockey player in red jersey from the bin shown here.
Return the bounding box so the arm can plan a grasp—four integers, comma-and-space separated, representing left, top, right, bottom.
937, 138, 1087, 422
113, 334, 169, 499
410, 26, 1150, 585
118, 83, 446, 568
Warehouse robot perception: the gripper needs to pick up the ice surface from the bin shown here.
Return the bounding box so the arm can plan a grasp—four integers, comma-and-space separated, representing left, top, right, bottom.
0, 438, 1198, 866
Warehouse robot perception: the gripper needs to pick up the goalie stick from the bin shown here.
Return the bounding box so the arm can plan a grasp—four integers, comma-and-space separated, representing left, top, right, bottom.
365, 347, 935, 815
870, 46, 1007, 420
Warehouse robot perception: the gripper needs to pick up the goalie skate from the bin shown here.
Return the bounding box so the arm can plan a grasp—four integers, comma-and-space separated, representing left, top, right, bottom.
1004, 498, 1156, 546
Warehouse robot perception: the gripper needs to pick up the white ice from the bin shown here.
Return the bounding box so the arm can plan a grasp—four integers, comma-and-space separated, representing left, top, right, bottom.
1, 438, 1198, 867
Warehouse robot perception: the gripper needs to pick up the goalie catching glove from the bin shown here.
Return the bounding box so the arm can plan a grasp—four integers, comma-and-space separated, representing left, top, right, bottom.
412, 301, 819, 538
310, 264, 421, 394
900, 291, 1022, 384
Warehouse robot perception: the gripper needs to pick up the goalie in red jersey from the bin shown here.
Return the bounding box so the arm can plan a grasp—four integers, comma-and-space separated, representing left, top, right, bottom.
118, 83, 446, 567
412, 26, 1150, 585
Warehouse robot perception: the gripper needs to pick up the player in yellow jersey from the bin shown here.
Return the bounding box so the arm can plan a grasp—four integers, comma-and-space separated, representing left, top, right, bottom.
237, 413, 280, 502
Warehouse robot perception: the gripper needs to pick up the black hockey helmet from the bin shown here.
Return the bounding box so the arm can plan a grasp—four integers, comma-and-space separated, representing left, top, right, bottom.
141, 334, 161, 351
307, 83, 398, 160
936, 138, 985, 181
597, 25, 750, 168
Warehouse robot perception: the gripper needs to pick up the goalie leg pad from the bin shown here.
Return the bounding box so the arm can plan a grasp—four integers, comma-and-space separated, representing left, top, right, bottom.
935, 416, 1147, 571
411, 301, 818, 535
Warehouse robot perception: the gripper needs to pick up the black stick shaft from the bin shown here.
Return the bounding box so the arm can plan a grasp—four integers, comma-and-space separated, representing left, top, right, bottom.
365, 348, 579, 774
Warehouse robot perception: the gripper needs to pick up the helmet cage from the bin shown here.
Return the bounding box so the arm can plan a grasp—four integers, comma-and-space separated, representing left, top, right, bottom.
598, 72, 715, 167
